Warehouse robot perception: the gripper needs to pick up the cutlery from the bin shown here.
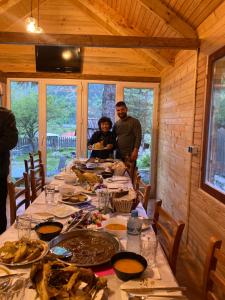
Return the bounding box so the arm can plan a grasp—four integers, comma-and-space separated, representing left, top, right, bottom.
128, 294, 187, 300
122, 287, 186, 293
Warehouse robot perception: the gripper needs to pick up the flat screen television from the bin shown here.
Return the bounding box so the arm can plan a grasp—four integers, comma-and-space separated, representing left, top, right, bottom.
35, 45, 82, 73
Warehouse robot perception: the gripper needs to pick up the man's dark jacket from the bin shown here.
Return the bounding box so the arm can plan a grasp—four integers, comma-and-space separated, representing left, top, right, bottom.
0, 107, 18, 178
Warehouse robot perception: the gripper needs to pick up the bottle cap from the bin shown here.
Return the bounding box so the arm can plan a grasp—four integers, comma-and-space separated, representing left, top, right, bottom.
131, 210, 138, 217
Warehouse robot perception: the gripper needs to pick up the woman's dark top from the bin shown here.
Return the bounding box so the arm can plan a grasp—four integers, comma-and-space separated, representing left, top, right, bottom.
88, 131, 115, 159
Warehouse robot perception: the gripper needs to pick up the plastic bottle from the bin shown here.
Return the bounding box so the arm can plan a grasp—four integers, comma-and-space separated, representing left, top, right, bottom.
127, 210, 142, 235
126, 210, 143, 254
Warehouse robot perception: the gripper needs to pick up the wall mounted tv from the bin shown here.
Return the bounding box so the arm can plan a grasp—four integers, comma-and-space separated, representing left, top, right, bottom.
35, 45, 82, 73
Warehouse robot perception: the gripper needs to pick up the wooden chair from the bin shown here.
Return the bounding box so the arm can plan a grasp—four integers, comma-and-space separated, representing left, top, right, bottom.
203, 237, 225, 300
30, 163, 45, 202
135, 175, 151, 212
125, 160, 136, 182
24, 150, 42, 173
153, 200, 185, 274
7, 172, 30, 225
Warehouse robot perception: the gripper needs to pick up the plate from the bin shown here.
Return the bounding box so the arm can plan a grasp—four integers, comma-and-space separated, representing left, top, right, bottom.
54, 174, 65, 180
26, 287, 104, 300
0, 240, 48, 267
49, 229, 120, 267
106, 176, 130, 183
60, 194, 91, 206
47, 205, 80, 218
0, 265, 11, 276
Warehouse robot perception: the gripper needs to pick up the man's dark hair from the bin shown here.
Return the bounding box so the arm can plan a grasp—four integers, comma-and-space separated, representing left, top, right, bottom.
115, 101, 127, 108
98, 116, 112, 130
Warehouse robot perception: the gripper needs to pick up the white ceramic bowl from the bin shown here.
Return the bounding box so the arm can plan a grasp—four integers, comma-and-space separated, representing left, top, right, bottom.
64, 174, 78, 184
58, 185, 75, 196
102, 217, 127, 238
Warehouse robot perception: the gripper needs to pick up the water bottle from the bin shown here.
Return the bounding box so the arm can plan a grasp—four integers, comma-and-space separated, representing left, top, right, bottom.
126, 210, 142, 254
127, 210, 142, 235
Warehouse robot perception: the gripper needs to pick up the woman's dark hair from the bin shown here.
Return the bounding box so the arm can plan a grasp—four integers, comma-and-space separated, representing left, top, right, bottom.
98, 116, 112, 130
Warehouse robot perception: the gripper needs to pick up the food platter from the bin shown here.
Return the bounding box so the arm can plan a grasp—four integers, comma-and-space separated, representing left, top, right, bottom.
49, 229, 120, 267
0, 239, 48, 267
60, 193, 92, 206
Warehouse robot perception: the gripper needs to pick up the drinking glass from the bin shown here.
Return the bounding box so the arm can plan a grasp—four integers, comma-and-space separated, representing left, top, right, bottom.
141, 232, 158, 267
96, 188, 110, 213
45, 184, 56, 206
16, 215, 31, 239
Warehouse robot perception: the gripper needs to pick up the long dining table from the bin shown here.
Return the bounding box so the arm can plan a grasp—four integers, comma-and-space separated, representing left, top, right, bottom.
0, 159, 187, 300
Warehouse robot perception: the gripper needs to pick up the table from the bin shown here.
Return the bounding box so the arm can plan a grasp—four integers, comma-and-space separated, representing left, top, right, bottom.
0, 161, 185, 300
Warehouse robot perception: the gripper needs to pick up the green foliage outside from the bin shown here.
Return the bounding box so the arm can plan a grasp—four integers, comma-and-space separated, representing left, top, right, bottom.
214, 89, 225, 128
137, 152, 151, 169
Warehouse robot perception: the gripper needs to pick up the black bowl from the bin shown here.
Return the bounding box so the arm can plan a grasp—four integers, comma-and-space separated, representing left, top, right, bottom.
101, 171, 113, 179
35, 221, 63, 241
111, 251, 147, 281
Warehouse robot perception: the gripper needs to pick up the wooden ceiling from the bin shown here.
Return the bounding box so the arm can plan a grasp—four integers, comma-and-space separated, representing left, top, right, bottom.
0, 0, 223, 79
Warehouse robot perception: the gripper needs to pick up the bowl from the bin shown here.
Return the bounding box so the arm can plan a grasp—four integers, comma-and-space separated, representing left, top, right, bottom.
102, 217, 127, 238
58, 185, 74, 196
35, 221, 63, 241
111, 251, 147, 281
64, 174, 78, 184
101, 171, 113, 179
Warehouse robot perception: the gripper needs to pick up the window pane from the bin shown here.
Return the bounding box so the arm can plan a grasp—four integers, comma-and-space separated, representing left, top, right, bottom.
46, 85, 76, 176
124, 88, 154, 183
206, 56, 225, 194
87, 83, 116, 155
11, 81, 39, 179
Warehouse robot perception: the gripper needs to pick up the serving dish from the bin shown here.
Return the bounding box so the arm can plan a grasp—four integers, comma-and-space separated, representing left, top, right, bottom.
111, 251, 147, 281
0, 239, 48, 266
35, 221, 63, 241
60, 193, 91, 206
49, 229, 120, 267
47, 204, 80, 218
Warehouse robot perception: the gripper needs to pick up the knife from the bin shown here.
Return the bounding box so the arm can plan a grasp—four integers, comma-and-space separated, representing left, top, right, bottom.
122, 287, 186, 293
128, 294, 187, 299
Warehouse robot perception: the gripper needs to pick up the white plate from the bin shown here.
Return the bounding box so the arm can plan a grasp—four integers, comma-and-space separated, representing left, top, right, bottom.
107, 176, 130, 182
25, 283, 104, 300
0, 265, 11, 276
60, 194, 91, 206
47, 204, 80, 218
54, 175, 65, 180
0, 240, 48, 267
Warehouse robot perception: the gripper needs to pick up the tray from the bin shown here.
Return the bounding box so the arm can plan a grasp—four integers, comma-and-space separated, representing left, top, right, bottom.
49, 229, 120, 267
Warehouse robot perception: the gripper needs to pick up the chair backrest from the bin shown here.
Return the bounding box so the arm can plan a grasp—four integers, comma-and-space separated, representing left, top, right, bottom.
30, 163, 45, 202
125, 160, 136, 182
7, 173, 30, 225
203, 237, 225, 300
135, 175, 151, 212
153, 200, 185, 274
24, 150, 42, 173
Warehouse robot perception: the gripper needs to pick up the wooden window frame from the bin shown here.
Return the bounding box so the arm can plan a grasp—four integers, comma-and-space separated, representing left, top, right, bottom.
201, 45, 225, 203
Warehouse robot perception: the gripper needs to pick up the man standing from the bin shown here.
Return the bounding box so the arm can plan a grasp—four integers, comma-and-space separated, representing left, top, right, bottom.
0, 107, 18, 234
113, 101, 142, 162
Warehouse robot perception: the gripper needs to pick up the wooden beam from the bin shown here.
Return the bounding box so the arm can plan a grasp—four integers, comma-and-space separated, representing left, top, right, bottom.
3, 71, 161, 83
0, 32, 200, 49
139, 0, 197, 38
75, 0, 168, 69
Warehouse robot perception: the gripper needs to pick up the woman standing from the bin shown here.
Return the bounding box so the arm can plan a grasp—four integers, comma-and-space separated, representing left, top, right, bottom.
88, 117, 115, 159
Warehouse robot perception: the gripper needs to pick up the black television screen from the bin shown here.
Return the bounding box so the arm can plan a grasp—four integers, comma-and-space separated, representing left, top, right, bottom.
35, 45, 82, 73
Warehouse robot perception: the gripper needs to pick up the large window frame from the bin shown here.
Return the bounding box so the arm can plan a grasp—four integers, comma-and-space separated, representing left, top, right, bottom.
7, 78, 159, 197
201, 45, 225, 203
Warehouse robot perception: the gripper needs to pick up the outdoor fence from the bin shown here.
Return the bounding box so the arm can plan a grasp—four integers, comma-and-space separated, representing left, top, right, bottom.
14, 136, 76, 155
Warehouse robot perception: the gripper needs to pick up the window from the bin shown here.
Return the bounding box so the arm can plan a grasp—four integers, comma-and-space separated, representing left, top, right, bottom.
202, 46, 225, 202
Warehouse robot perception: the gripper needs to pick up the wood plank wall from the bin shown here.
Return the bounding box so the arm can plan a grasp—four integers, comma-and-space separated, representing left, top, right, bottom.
157, 50, 197, 238
157, 0, 225, 277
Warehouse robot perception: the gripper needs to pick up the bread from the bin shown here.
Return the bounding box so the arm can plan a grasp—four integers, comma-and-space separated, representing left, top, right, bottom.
93, 141, 104, 150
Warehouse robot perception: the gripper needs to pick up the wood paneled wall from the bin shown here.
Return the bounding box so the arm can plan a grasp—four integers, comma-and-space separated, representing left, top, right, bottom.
157, 50, 197, 235
157, 0, 225, 277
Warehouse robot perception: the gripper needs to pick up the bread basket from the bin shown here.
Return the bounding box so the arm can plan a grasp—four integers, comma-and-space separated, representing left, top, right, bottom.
112, 197, 139, 213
